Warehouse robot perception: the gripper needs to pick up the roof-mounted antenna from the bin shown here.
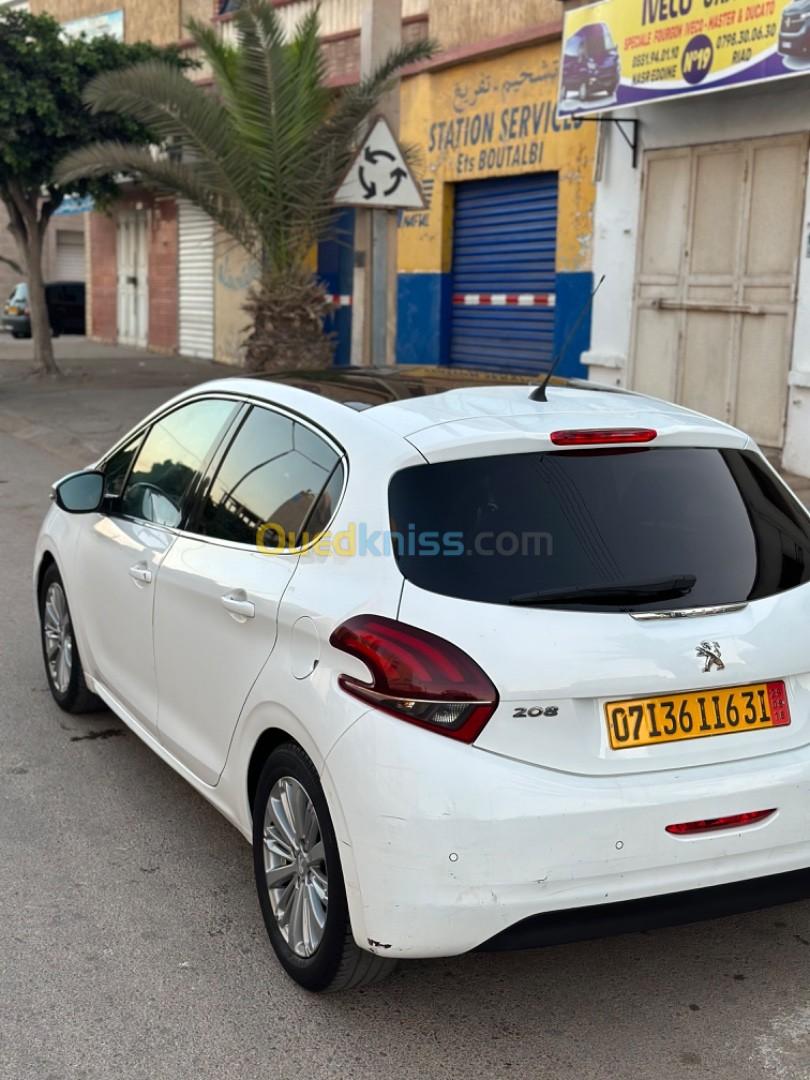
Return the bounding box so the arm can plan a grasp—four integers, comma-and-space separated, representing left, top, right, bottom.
530, 274, 606, 402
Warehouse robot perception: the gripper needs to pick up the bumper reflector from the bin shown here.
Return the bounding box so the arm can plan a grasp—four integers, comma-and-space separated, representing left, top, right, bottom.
666, 809, 776, 836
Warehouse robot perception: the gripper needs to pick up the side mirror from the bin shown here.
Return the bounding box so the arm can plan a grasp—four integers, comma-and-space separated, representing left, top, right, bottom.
54, 470, 105, 514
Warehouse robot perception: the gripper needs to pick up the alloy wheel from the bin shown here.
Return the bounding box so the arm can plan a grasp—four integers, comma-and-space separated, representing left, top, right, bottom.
43, 581, 73, 694
262, 776, 328, 958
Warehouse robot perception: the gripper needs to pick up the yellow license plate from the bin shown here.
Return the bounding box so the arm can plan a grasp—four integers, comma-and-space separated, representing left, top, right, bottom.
606, 681, 791, 750
7, 306, 18, 315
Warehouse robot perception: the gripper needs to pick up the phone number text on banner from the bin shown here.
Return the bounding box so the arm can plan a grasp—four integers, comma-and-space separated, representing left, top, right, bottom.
559, 0, 810, 117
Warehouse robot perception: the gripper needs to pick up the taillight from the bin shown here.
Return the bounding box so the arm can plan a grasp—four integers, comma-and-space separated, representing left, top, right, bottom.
550, 428, 657, 446
666, 809, 776, 836
329, 615, 498, 743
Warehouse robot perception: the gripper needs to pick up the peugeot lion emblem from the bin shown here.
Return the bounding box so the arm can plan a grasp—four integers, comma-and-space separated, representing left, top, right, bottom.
696, 641, 725, 673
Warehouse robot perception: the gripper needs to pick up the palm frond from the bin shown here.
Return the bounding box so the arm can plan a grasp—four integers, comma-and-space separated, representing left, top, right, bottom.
80, 59, 263, 217
289, 36, 437, 247
54, 2, 438, 283
55, 141, 259, 258
186, 18, 241, 109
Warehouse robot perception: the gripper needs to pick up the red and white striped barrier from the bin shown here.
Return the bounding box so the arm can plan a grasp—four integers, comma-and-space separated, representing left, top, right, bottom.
452, 292, 556, 308
326, 294, 352, 307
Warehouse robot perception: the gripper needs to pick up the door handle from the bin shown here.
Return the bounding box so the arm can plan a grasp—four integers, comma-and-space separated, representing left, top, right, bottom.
221, 591, 255, 620
129, 562, 152, 585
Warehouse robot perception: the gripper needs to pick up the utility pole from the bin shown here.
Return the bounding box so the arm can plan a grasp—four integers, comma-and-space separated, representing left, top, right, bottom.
351, 0, 402, 367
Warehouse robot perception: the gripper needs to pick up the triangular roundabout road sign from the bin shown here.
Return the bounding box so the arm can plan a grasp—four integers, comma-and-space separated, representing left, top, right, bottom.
334, 116, 425, 210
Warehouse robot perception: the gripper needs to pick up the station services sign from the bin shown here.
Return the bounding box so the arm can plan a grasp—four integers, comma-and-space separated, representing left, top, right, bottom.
560, 0, 810, 116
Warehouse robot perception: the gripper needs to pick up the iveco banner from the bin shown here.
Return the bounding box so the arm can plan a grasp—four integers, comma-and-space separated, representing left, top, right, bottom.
559, 0, 810, 116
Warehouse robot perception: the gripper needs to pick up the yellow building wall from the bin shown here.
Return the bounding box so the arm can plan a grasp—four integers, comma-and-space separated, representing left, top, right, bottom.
398, 40, 596, 276
395, 39, 597, 370
430, 0, 561, 51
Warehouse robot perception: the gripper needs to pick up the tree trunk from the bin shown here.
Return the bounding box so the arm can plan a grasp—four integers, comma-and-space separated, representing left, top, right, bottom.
243, 274, 334, 373
25, 227, 59, 377
3, 185, 60, 376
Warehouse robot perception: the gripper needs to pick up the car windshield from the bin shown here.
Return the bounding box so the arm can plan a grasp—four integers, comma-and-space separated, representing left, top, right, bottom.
8, 283, 27, 303
388, 447, 810, 612
575, 26, 608, 58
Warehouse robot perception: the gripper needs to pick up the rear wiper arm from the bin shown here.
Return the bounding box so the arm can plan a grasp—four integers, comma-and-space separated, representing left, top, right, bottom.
509, 575, 697, 607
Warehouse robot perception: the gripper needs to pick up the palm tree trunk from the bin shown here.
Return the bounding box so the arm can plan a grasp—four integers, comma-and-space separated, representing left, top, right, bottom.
243, 275, 335, 373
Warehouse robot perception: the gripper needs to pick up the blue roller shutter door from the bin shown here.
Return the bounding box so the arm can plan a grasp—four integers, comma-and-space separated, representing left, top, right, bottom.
449, 173, 558, 373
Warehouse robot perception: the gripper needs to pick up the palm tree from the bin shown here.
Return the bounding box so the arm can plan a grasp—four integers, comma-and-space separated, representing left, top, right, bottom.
56, 0, 434, 370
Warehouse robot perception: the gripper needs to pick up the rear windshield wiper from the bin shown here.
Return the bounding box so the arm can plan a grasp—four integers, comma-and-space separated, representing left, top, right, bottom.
509, 575, 697, 608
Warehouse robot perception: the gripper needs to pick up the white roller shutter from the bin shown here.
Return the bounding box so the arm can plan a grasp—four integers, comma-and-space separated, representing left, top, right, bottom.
178, 200, 215, 358
55, 230, 86, 281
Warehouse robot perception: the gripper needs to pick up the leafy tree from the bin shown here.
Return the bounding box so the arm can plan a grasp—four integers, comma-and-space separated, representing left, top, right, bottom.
57, 0, 434, 372
0, 9, 189, 374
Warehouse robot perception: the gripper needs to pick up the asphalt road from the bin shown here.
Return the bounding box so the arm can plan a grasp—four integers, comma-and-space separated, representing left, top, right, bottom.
2, 343, 810, 1080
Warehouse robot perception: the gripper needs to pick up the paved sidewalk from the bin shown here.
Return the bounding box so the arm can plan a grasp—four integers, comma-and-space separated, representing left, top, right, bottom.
0, 335, 225, 468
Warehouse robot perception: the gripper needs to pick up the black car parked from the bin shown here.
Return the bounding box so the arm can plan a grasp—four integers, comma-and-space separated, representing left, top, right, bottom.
2, 281, 86, 339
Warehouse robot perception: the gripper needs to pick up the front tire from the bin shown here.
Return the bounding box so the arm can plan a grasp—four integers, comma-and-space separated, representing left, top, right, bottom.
252, 742, 397, 992
38, 563, 102, 713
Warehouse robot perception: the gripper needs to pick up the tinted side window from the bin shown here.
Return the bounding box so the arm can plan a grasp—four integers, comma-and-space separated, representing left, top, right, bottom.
120, 399, 236, 528
300, 462, 345, 543
197, 406, 341, 548
103, 434, 143, 498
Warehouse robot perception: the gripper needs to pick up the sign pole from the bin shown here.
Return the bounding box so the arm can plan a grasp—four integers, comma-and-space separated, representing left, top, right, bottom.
370, 209, 390, 363
354, 0, 402, 367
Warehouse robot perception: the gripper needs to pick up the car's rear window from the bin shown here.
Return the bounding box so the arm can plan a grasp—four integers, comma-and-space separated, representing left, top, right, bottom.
387, 447, 810, 611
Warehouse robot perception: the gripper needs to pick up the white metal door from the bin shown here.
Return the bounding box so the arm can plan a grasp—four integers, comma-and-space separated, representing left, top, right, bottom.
178, 200, 215, 358
630, 135, 807, 448
117, 212, 148, 347
54, 229, 86, 281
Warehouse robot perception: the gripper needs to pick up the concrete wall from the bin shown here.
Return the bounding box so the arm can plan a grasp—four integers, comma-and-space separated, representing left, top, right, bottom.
585, 79, 810, 476
181, 0, 212, 34
430, 0, 560, 50
30, 0, 182, 44
396, 37, 597, 371
88, 210, 117, 342
148, 196, 178, 353
214, 234, 258, 367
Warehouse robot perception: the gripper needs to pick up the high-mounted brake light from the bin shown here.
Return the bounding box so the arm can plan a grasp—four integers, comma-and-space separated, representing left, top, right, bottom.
666, 809, 776, 836
550, 428, 657, 446
329, 615, 498, 743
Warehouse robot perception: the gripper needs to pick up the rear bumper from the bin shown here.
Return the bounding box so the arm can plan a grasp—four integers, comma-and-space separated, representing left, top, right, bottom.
324, 711, 810, 959
480, 866, 810, 951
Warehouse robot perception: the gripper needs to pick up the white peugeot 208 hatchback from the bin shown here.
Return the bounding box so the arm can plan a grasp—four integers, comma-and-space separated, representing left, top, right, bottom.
34, 369, 810, 992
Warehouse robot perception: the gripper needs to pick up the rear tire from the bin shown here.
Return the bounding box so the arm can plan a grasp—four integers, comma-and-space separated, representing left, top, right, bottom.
252, 742, 397, 992
38, 563, 103, 714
